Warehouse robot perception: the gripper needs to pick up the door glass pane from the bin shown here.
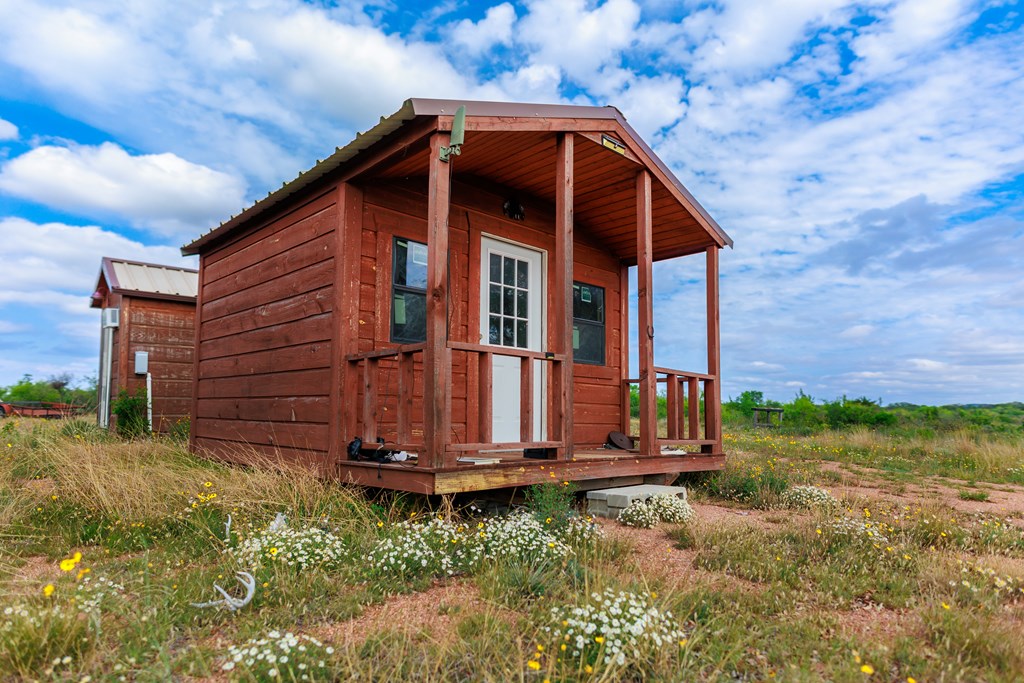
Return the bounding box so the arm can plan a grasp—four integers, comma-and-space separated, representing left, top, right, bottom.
503, 256, 515, 285
517, 260, 528, 288
502, 317, 514, 346
489, 315, 501, 344
489, 284, 501, 315
516, 320, 528, 348
502, 286, 514, 316
490, 253, 501, 284
516, 290, 527, 318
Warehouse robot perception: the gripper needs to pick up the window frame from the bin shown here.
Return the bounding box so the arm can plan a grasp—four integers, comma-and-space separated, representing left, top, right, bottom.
390, 236, 428, 344
572, 281, 605, 366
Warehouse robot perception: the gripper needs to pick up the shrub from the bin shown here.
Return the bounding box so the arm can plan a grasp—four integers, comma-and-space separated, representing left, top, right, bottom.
112, 387, 149, 439
232, 521, 349, 572
542, 588, 686, 668
524, 481, 578, 531
618, 494, 695, 528
781, 485, 838, 510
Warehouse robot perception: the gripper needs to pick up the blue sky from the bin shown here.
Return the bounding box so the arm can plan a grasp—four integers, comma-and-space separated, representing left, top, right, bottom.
0, 0, 1022, 405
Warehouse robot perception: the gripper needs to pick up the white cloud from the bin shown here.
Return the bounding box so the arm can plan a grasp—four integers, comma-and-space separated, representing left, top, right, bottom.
449, 3, 516, 54
839, 324, 875, 339
0, 143, 246, 239
518, 0, 641, 88
0, 320, 28, 333
0, 4, 159, 102
0, 117, 17, 141
0, 217, 192, 295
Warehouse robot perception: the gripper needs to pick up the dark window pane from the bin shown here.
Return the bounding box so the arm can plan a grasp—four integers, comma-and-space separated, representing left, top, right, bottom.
489, 315, 501, 344
502, 286, 514, 316
575, 321, 604, 365
516, 290, 527, 318
572, 281, 605, 365
503, 256, 515, 285
502, 317, 514, 346
516, 320, 528, 348
573, 283, 604, 322
490, 253, 502, 284
391, 237, 428, 343
391, 291, 426, 343
517, 260, 528, 288
489, 284, 502, 316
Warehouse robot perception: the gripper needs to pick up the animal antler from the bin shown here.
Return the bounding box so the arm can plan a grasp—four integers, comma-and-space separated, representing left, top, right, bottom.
191, 571, 256, 611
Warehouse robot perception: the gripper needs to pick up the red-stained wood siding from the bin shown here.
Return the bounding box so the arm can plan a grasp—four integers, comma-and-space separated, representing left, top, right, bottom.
193, 190, 337, 458
113, 298, 195, 433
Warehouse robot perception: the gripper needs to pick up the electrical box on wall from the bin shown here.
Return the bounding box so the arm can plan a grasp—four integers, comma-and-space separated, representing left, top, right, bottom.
134, 351, 149, 375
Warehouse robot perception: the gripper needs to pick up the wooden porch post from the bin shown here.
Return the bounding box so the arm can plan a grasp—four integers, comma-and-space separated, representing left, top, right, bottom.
331, 182, 363, 464
423, 132, 452, 468
619, 263, 630, 434
705, 246, 723, 454
636, 170, 657, 456
554, 132, 574, 458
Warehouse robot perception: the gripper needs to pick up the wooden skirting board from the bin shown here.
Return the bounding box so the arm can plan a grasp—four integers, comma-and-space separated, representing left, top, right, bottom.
334, 451, 726, 495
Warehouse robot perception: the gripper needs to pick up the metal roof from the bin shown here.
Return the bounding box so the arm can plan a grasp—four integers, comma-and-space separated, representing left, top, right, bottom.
92, 257, 198, 307
181, 97, 732, 255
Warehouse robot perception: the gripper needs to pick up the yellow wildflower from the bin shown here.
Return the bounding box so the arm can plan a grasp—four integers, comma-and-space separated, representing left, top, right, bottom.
203, 481, 213, 488
59, 552, 82, 572
584, 665, 593, 674
43, 584, 55, 597
527, 661, 540, 671
861, 664, 874, 675
594, 636, 605, 644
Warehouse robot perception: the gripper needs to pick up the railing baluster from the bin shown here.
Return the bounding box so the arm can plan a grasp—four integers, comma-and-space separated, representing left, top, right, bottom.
688, 376, 700, 440
478, 351, 492, 445
666, 373, 680, 440
362, 357, 379, 444
397, 351, 414, 446
520, 356, 534, 442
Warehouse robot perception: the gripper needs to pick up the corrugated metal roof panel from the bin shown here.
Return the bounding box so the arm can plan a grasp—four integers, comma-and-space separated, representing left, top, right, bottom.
103, 258, 198, 300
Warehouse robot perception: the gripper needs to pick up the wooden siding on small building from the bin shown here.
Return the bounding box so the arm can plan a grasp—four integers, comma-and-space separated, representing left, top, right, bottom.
112, 298, 195, 432
192, 189, 337, 462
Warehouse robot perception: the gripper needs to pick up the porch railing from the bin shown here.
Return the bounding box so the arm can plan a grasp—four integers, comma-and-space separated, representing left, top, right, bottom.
345, 342, 567, 465
447, 341, 566, 454
345, 343, 425, 453
621, 367, 717, 450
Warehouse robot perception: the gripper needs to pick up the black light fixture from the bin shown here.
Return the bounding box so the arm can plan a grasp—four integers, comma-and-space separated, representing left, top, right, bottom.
503, 197, 525, 221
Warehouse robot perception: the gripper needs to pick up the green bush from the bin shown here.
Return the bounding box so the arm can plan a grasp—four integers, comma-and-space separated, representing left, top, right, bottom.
112, 387, 149, 439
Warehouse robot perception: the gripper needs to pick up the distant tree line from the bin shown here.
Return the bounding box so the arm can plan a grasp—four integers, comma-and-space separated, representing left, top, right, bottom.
722, 389, 1024, 434
0, 374, 97, 410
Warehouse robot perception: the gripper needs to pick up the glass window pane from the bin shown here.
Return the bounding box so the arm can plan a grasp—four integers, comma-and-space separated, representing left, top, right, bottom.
391, 291, 426, 343
503, 256, 515, 285
489, 253, 501, 284
516, 320, 528, 348
516, 290, 527, 318
517, 260, 528, 288
573, 283, 604, 322
489, 284, 502, 316
394, 240, 408, 286
502, 317, 514, 346
489, 315, 501, 344
502, 286, 514, 316
575, 322, 604, 365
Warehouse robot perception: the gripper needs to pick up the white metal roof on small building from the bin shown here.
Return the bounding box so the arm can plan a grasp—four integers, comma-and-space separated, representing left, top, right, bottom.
90, 257, 198, 308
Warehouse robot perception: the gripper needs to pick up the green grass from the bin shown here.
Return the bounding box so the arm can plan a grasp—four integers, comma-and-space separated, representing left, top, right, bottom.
1, 418, 1024, 681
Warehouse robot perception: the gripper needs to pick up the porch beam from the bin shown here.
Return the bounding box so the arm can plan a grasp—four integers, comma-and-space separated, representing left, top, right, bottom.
704, 246, 723, 453
554, 132, 574, 457
423, 132, 452, 468
332, 183, 363, 461
636, 170, 657, 456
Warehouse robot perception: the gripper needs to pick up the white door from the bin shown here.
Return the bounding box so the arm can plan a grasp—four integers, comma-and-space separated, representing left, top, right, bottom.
479, 236, 545, 443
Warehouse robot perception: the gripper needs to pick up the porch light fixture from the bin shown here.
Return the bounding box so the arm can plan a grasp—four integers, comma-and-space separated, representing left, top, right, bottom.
503, 197, 525, 221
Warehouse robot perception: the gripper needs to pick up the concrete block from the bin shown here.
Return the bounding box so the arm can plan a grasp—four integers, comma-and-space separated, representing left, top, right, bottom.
586, 484, 687, 519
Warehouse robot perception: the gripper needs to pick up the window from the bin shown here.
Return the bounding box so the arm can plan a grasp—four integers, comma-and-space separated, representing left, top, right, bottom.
391, 237, 428, 343
572, 282, 605, 365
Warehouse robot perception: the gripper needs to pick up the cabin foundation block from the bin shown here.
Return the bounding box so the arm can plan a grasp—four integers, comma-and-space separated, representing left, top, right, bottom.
586, 484, 688, 519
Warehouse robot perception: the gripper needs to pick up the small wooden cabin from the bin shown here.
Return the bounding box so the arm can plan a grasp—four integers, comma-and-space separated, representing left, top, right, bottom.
91, 257, 198, 433
181, 98, 732, 494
